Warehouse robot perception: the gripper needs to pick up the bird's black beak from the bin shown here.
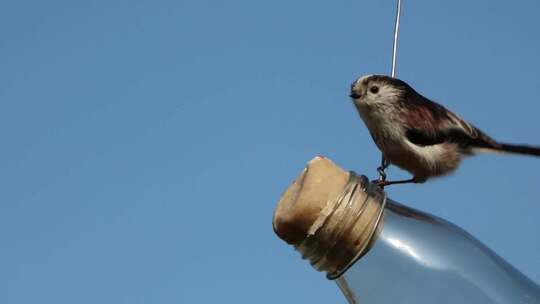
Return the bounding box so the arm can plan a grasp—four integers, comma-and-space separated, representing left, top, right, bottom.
349, 92, 361, 99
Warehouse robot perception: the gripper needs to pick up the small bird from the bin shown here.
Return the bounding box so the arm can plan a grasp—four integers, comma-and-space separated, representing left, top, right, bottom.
349, 74, 540, 186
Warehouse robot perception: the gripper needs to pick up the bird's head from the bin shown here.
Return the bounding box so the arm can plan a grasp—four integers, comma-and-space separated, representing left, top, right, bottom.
349, 75, 409, 109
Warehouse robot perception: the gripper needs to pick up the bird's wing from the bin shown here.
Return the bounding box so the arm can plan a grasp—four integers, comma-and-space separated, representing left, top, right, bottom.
400, 96, 498, 149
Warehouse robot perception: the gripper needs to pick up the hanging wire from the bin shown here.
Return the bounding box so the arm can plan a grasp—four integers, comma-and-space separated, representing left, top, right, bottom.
378, 0, 402, 184
391, 0, 402, 78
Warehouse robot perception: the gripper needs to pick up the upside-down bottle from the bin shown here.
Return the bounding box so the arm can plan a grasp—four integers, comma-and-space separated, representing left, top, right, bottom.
273, 157, 540, 304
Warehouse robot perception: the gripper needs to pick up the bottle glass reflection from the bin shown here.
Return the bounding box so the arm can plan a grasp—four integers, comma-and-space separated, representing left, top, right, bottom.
337, 201, 540, 304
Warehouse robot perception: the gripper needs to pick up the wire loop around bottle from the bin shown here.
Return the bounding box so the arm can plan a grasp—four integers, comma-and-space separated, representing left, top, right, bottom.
294, 171, 387, 280
326, 173, 387, 280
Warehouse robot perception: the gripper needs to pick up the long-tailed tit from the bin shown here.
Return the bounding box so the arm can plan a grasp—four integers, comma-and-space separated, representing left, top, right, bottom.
350, 74, 540, 186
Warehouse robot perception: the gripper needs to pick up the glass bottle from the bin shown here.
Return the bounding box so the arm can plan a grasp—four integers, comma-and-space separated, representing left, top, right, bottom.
335, 199, 540, 304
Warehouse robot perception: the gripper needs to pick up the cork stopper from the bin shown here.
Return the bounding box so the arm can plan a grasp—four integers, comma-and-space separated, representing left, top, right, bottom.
272, 156, 349, 245
272, 156, 386, 278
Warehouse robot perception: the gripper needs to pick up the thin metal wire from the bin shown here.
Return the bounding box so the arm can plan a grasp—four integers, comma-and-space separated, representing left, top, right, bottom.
391, 0, 402, 78
378, 0, 402, 183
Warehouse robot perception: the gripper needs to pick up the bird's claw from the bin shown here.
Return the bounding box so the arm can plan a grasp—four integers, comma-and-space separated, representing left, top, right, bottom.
371, 179, 389, 188
375, 163, 388, 189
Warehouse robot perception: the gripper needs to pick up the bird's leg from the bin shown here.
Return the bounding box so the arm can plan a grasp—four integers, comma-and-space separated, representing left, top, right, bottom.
371, 177, 425, 188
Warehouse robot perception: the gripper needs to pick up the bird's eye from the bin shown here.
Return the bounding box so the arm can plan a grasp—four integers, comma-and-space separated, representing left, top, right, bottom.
370, 86, 379, 94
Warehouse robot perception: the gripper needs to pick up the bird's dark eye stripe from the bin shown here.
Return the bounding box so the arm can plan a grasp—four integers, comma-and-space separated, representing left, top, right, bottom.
370, 86, 379, 94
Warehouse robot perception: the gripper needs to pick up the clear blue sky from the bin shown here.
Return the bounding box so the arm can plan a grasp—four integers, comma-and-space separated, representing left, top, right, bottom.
1, 0, 539, 303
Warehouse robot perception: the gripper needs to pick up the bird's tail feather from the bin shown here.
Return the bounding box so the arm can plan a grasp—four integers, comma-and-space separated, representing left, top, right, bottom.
488, 142, 540, 157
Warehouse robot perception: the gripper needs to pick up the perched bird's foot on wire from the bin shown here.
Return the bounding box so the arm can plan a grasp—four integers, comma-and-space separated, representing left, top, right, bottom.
376, 162, 389, 181
376, 165, 388, 180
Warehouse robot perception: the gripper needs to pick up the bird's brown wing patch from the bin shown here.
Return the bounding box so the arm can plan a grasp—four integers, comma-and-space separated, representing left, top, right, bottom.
405, 127, 478, 148
401, 95, 498, 149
